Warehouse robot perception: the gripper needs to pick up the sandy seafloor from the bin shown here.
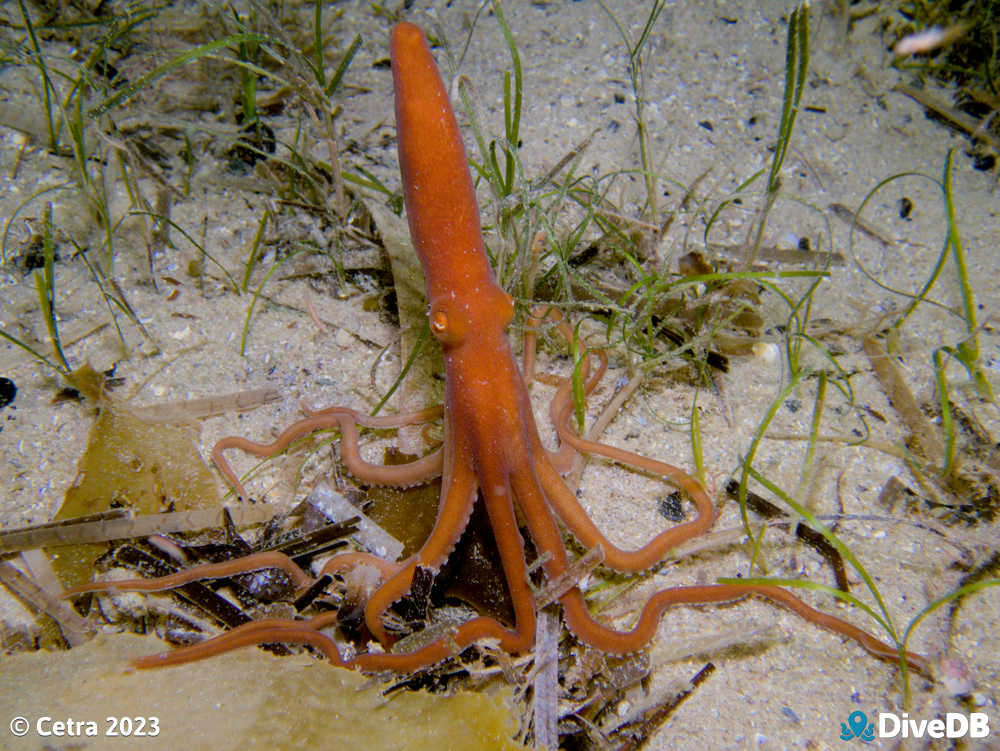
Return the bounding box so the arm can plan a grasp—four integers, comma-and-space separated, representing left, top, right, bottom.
1, 1, 999, 749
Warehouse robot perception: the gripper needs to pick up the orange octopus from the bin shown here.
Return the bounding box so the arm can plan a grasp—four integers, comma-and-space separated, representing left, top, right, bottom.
68, 22, 928, 677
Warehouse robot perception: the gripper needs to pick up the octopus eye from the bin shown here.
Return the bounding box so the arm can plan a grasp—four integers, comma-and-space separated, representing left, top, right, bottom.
428, 302, 467, 346
431, 310, 448, 334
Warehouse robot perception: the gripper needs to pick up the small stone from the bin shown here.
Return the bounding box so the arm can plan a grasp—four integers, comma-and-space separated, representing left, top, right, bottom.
940, 657, 974, 696
335, 328, 353, 348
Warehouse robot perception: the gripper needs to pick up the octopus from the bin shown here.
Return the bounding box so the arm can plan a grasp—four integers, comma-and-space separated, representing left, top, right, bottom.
67, 22, 929, 677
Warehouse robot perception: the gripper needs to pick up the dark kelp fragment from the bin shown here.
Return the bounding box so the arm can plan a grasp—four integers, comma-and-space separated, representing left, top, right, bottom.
725, 480, 848, 592
101, 544, 252, 631
605, 662, 716, 751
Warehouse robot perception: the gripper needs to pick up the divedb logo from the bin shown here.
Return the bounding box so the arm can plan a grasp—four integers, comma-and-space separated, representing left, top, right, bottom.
840, 710, 991, 741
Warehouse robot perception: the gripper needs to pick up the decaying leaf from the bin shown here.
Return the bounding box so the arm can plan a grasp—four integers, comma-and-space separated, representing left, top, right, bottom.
49, 364, 220, 589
